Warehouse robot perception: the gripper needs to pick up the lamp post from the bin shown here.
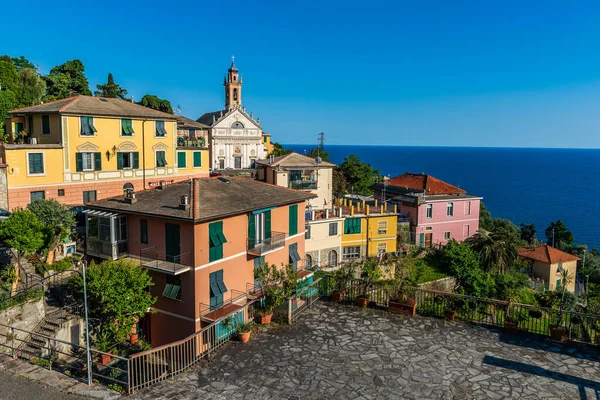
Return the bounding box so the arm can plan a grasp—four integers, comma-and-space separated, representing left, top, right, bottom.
79, 260, 92, 385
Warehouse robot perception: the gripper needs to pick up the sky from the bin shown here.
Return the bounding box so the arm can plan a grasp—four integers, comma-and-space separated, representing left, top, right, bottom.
3, 0, 600, 147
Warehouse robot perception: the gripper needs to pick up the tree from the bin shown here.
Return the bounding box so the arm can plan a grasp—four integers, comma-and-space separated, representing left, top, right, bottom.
27, 199, 75, 265
268, 142, 292, 157
70, 259, 156, 343
519, 223, 536, 246
466, 226, 520, 274
94, 73, 128, 99
17, 68, 46, 107
11, 56, 35, 72
338, 154, 381, 196
479, 202, 493, 231
332, 168, 348, 195
139, 94, 172, 114
441, 240, 493, 297
0, 210, 44, 294
307, 147, 331, 163
545, 220, 574, 250
0, 61, 19, 93
44, 59, 91, 100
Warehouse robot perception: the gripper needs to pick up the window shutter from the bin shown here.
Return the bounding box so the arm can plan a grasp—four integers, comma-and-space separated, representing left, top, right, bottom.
289, 205, 298, 236
193, 151, 201, 167
94, 152, 102, 171
89, 117, 97, 132
133, 152, 139, 169
76, 153, 83, 172
117, 152, 124, 170
248, 213, 256, 246
265, 210, 271, 239
178, 152, 186, 168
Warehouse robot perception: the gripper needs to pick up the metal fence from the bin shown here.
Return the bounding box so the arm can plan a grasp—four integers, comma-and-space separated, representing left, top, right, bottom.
288, 277, 322, 323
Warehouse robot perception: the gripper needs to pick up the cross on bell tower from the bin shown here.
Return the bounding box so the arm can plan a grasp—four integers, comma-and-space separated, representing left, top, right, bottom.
224, 56, 242, 110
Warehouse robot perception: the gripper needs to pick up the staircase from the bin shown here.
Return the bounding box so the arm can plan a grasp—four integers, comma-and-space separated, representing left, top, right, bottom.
413, 248, 427, 259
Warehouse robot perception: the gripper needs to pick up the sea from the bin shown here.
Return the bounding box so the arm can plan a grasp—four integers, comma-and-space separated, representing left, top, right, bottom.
286, 145, 600, 250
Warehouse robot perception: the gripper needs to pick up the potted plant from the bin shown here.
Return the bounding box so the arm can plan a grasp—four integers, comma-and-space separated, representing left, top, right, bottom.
444, 297, 459, 320
549, 310, 566, 341
384, 261, 417, 316
236, 321, 254, 343
356, 259, 380, 308
253, 263, 294, 324
330, 265, 355, 303
504, 306, 523, 333
94, 330, 113, 365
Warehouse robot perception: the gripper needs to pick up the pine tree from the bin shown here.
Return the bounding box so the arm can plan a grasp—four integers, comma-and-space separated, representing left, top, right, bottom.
94, 73, 128, 99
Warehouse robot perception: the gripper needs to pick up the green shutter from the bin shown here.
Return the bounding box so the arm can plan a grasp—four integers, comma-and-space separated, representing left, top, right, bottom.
178, 152, 186, 168
248, 213, 256, 247
89, 117, 97, 132
94, 152, 101, 171
289, 205, 298, 236
76, 153, 83, 172
117, 152, 124, 170
265, 210, 271, 239
209, 222, 224, 262
193, 151, 201, 167
133, 152, 139, 169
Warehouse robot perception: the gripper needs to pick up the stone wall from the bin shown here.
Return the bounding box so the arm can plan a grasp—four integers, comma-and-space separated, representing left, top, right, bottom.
0, 298, 45, 355
419, 276, 456, 292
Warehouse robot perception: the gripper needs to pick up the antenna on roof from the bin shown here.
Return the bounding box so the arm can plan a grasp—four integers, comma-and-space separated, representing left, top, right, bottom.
130, 95, 134, 103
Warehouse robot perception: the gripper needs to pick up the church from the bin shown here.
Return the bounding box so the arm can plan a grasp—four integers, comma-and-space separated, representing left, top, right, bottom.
197, 59, 268, 170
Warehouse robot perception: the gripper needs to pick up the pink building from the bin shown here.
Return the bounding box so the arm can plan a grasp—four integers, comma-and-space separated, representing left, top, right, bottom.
374, 173, 481, 248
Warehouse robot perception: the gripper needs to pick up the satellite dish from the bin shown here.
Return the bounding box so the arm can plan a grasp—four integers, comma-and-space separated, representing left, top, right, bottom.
316, 156, 322, 164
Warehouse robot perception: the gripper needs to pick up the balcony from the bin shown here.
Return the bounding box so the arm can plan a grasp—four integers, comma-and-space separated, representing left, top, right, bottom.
199, 289, 249, 322
177, 136, 206, 148
289, 180, 317, 191
86, 238, 128, 259
125, 246, 192, 275
247, 231, 286, 256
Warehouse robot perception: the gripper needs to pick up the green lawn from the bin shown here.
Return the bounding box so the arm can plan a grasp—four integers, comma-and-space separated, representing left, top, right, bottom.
414, 255, 449, 284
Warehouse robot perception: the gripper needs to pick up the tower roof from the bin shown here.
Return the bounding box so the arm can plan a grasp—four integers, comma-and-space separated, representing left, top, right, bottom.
228, 60, 238, 73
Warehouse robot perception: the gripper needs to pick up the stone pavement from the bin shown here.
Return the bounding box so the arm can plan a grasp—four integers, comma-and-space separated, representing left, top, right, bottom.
134, 302, 600, 400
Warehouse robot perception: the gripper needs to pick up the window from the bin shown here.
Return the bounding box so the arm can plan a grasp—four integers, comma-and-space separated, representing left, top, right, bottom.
209, 221, 227, 262
305, 225, 311, 240
231, 121, 244, 128
98, 217, 111, 241
233, 88, 238, 101
177, 152, 186, 168
30, 191, 45, 202
463, 224, 470, 237
378, 220, 387, 234
28, 153, 44, 174
426, 226, 432, 231
114, 215, 127, 241
140, 219, 148, 244
343, 246, 361, 260
447, 202, 454, 217
76, 152, 101, 172
328, 250, 338, 266
155, 151, 167, 167
42, 115, 50, 135
209, 270, 227, 310
234, 156, 241, 169
344, 218, 361, 234
329, 223, 338, 236
58, 189, 65, 197
117, 152, 138, 169
306, 254, 312, 268
80, 116, 97, 136
289, 204, 298, 235
163, 275, 181, 300
15, 122, 24, 134
465, 201, 471, 215
426, 204, 433, 219
263, 136, 267, 143
289, 243, 301, 268
557, 262, 564, 273
193, 151, 202, 167
121, 119, 134, 136
248, 209, 271, 248
83, 190, 97, 203
155, 121, 167, 137
377, 243, 386, 256
188, 129, 196, 138
444, 232, 451, 240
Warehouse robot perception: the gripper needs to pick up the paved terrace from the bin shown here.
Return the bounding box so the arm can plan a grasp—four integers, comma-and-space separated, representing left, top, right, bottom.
135, 302, 600, 400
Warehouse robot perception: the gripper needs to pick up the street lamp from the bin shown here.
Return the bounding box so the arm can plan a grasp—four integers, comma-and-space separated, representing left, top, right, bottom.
77, 260, 92, 386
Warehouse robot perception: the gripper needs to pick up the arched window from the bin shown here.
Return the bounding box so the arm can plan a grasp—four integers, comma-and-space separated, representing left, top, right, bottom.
123, 183, 134, 190
328, 250, 338, 266
231, 121, 244, 129
233, 88, 238, 101
306, 254, 312, 268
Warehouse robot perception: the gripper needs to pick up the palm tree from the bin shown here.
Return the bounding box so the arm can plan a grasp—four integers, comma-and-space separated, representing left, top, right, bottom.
466, 227, 519, 274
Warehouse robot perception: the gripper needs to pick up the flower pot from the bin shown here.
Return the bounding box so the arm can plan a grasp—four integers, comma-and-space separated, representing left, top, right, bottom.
444, 310, 456, 321
388, 301, 416, 316
549, 325, 566, 341
504, 321, 518, 333
238, 331, 251, 343
255, 313, 272, 325
330, 291, 343, 303
129, 333, 139, 344
99, 352, 111, 365
355, 295, 369, 308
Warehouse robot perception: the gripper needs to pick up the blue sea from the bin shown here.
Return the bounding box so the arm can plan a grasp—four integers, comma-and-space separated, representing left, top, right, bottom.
286, 145, 600, 250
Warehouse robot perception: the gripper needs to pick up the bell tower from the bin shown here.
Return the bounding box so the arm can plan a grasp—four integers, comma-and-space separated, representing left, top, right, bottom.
224, 56, 242, 110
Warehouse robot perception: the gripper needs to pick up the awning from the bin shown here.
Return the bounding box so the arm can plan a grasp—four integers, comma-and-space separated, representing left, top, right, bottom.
251, 206, 276, 215
83, 209, 121, 218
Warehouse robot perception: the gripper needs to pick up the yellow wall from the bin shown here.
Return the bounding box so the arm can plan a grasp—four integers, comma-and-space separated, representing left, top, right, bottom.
175, 148, 210, 175
4, 147, 65, 186
532, 260, 577, 292
341, 214, 398, 258
263, 134, 274, 153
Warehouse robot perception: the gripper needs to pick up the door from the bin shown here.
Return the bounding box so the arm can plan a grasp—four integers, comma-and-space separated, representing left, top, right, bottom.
70, 324, 80, 346
253, 256, 264, 291
419, 233, 425, 247
234, 157, 242, 169
425, 233, 432, 248
219, 159, 225, 169
165, 223, 180, 262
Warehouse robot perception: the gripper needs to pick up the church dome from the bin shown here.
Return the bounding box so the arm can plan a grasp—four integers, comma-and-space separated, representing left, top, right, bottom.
228, 61, 238, 73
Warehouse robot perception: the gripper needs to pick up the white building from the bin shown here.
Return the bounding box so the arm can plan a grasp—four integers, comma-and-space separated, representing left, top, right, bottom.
197, 59, 268, 170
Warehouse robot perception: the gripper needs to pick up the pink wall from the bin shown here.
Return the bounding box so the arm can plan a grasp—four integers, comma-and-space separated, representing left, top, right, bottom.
412, 198, 480, 246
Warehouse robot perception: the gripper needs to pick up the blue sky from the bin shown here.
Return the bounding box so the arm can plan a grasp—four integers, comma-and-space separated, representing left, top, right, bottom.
4, 0, 600, 147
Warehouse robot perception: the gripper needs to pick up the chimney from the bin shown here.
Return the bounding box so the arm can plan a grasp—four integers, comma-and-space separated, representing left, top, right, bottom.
179, 195, 190, 211
124, 189, 137, 204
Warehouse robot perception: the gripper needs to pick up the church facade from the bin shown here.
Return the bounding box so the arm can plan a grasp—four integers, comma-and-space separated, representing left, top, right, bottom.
197, 59, 268, 170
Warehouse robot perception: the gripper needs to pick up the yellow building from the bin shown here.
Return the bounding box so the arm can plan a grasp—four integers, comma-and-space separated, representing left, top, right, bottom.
262, 132, 274, 154
337, 198, 399, 261
518, 245, 579, 292
1, 96, 209, 209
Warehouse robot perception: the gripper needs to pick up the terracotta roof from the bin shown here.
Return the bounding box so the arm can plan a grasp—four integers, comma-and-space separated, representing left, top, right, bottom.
177, 115, 209, 129
518, 245, 580, 264
386, 173, 466, 195
87, 176, 316, 222
9, 95, 178, 120
256, 152, 335, 168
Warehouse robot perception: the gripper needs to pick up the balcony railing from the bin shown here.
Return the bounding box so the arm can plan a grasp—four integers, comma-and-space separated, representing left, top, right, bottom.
177, 136, 206, 148
198, 289, 248, 322
289, 180, 317, 190
86, 238, 127, 259
247, 231, 286, 256
128, 246, 192, 275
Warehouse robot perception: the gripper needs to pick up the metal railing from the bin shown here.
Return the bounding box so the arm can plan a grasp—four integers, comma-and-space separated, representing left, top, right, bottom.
128, 298, 260, 393
177, 136, 206, 148
86, 238, 127, 259
247, 231, 286, 255
138, 247, 192, 274
289, 180, 317, 190
198, 289, 248, 319
289, 277, 322, 323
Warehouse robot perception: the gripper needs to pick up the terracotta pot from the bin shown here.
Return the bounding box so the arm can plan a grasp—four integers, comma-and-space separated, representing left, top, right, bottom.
330, 291, 344, 303
444, 310, 456, 321
355, 295, 369, 308
129, 333, 139, 344
388, 301, 416, 316
238, 331, 251, 343
99, 352, 111, 365
504, 321, 518, 333
549, 325, 566, 341
255, 313, 272, 325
